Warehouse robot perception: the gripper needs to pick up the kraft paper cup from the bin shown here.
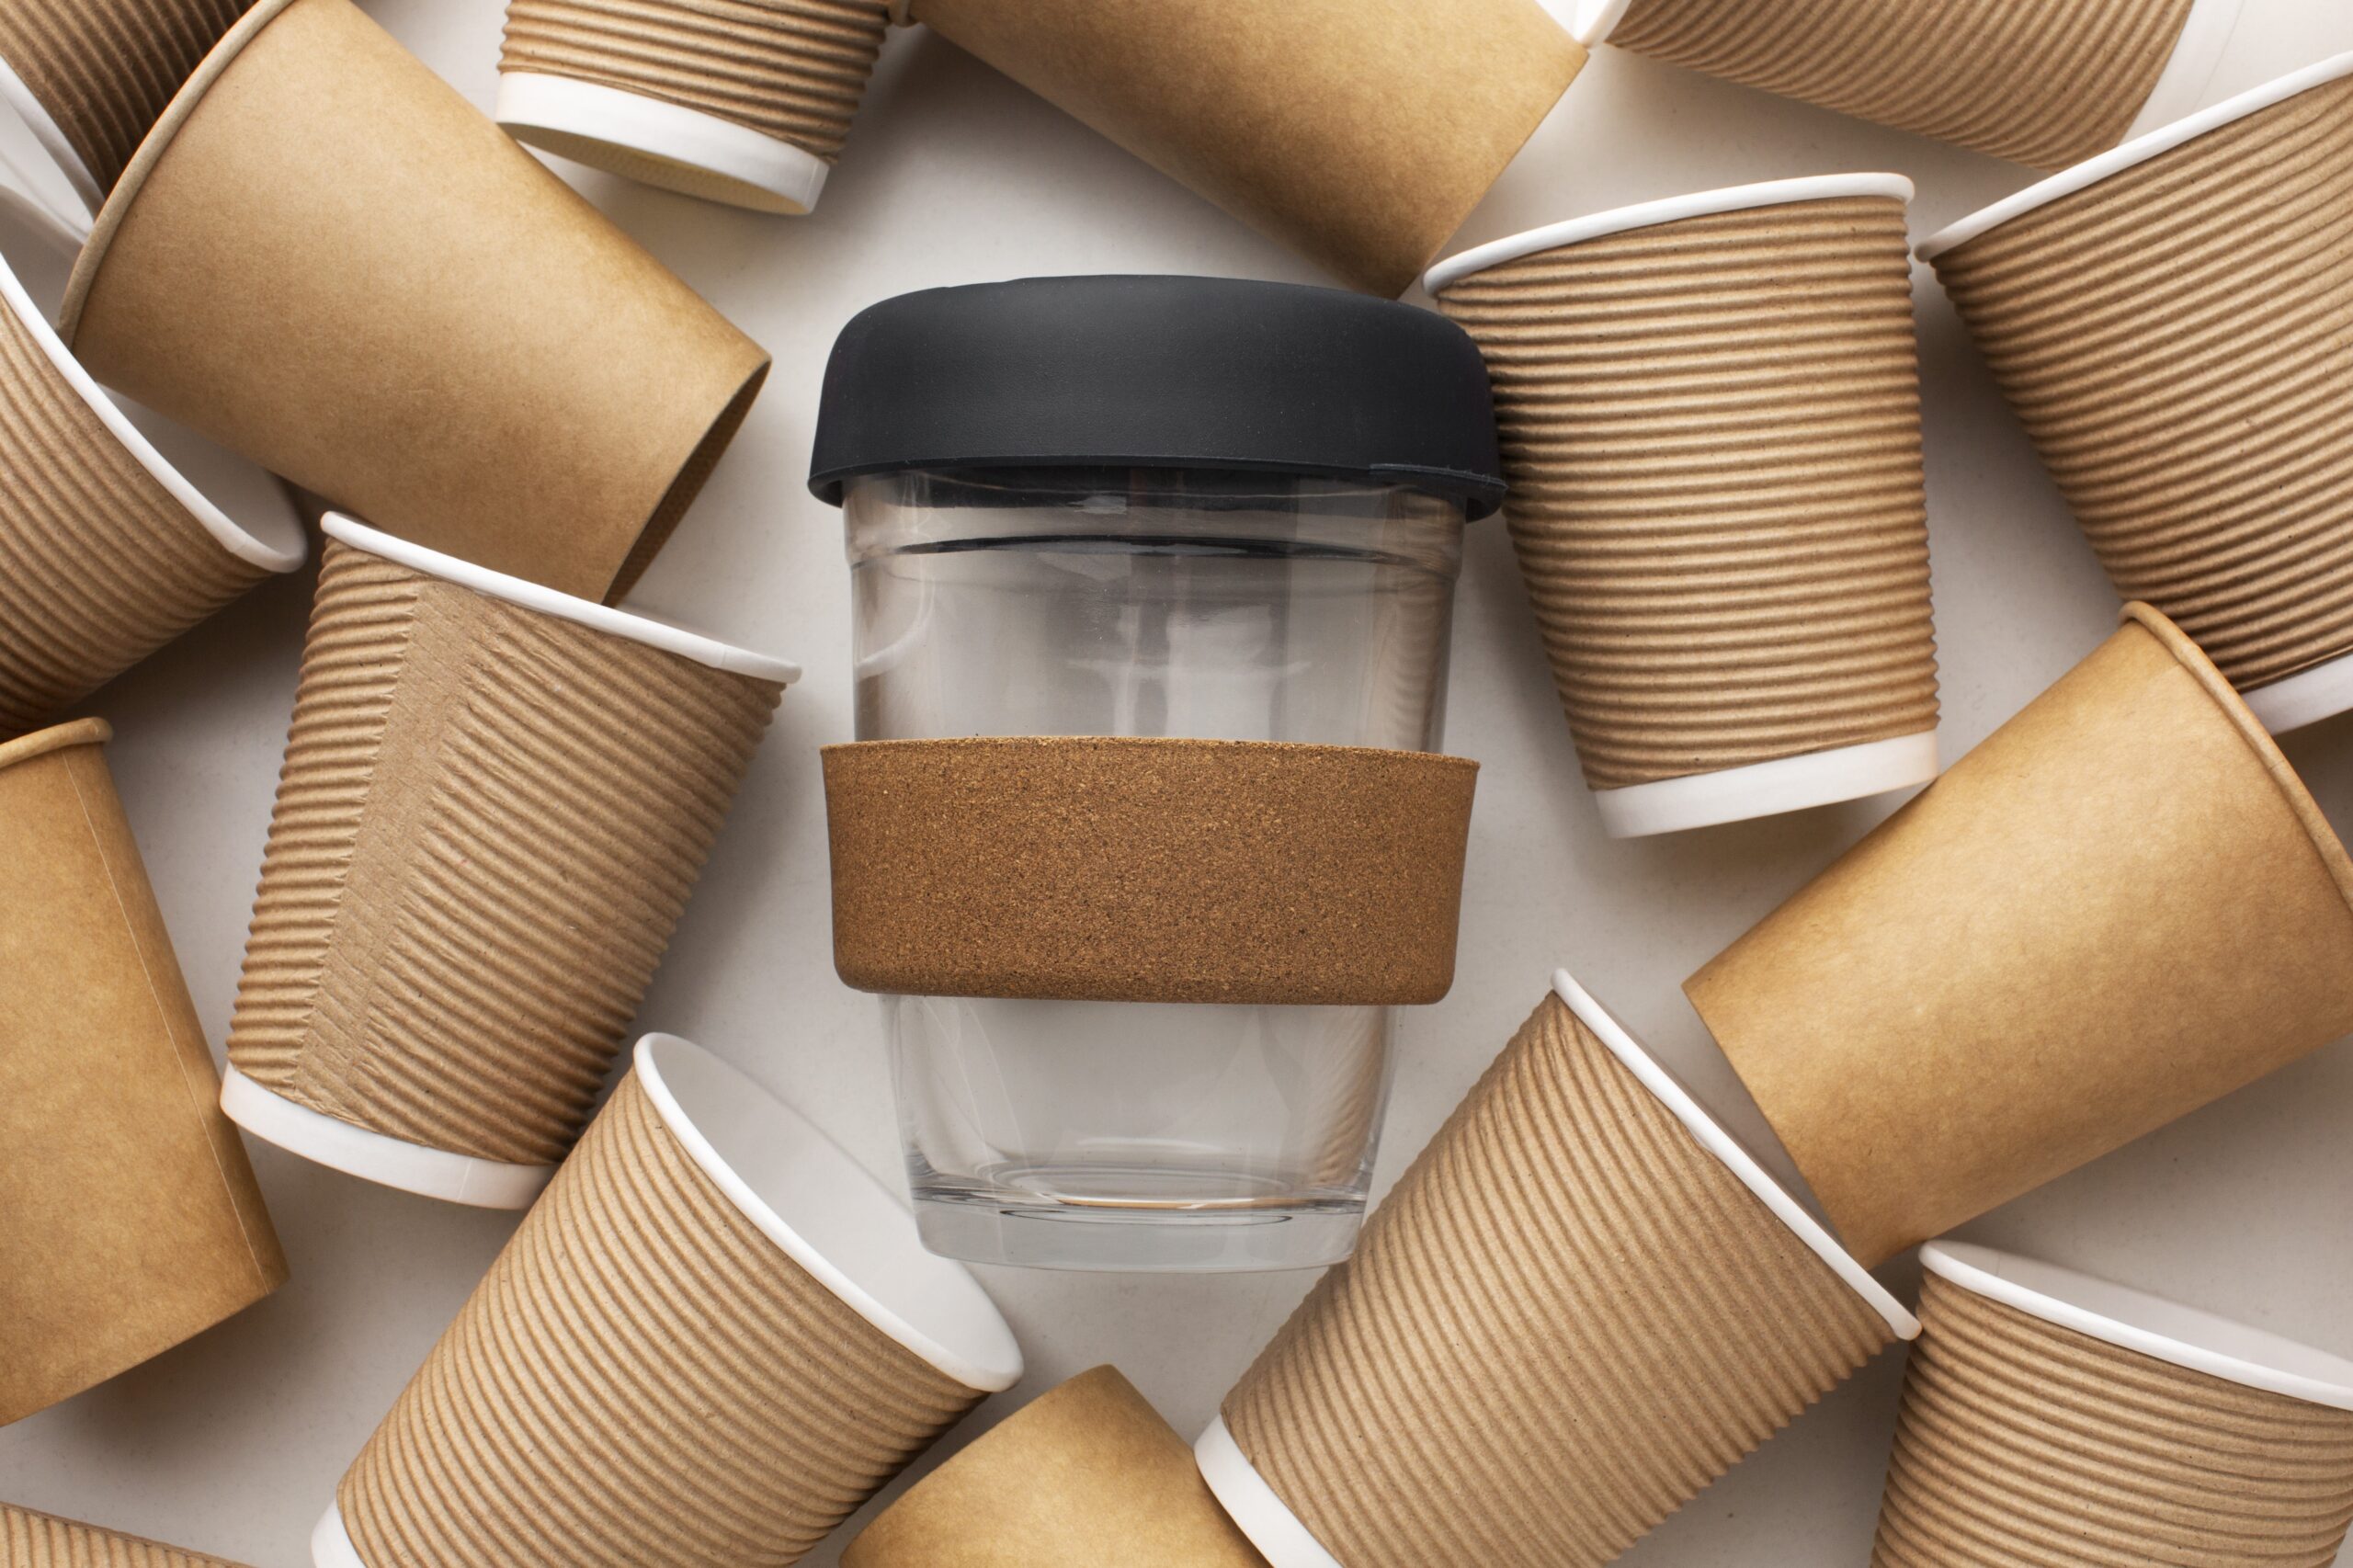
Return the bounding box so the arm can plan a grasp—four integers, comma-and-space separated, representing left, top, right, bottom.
1427, 176, 1939, 838
1571, 0, 2244, 169
845, 1367, 1270, 1568
1922, 54, 2353, 733
1688, 605, 2353, 1268
316, 1033, 1025, 1568
1199, 969, 1916, 1568
220, 516, 794, 1210
904, 0, 1586, 297
497, 0, 892, 215
1874, 1244, 2353, 1566
61, 0, 772, 606
0, 719, 288, 1429
3, 1502, 252, 1566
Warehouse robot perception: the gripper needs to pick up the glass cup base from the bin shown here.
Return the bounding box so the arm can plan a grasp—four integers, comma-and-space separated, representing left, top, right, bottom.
913, 1186, 1365, 1273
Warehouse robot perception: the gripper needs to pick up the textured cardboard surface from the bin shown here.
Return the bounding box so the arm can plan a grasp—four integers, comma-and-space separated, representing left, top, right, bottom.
1436, 194, 1937, 791
0, 1502, 249, 1567
61, 0, 770, 605
824, 737, 1478, 1006
1873, 1271, 2353, 1565
0, 721, 286, 1429
906, 0, 1585, 297
845, 1368, 1267, 1568
0, 0, 244, 195
1221, 992, 1897, 1568
1930, 74, 2353, 693
0, 274, 273, 741
1688, 607, 2353, 1267
226, 540, 781, 1167
1608, 0, 2195, 168
338, 1072, 986, 1568
502, 0, 889, 159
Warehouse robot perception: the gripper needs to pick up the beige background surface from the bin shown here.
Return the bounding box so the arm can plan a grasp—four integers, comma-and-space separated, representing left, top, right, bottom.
5, 3, 2352, 1563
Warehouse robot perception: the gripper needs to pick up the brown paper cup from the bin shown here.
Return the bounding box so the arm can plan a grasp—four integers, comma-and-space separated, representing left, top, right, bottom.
1199, 970, 1915, 1568
59, 0, 772, 606
2, 1502, 251, 1567
1428, 176, 1939, 837
845, 1367, 1269, 1568
220, 516, 792, 1209
1922, 56, 2353, 732
905, 0, 1586, 298
1582, 0, 2231, 170
0, 0, 244, 209
320, 1033, 1024, 1568
0, 719, 287, 1429
1874, 1244, 2353, 1566
1687, 605, 2353, 1268
497, 0, 891, 215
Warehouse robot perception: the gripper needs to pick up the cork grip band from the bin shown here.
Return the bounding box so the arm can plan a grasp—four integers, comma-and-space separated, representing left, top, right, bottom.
824, 737, 1478, 1006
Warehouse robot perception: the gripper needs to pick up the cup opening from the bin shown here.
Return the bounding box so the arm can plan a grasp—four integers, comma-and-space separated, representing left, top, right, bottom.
0, 717, 111, 774
0, 54, 102, 219
1192, 1416, 1347, 1568
1570, 0, 1636, 46
608, 359, 770, 604
2124, 0, 2252, 138
1924, 1243, 2353, 1412
495, 74, 833, 218
632, 1033, 1026, 1392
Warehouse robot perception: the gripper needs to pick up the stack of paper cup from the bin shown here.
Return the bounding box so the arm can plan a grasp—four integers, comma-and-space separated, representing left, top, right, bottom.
1922, 55, 2353, 734
61, 0, 771, 605
316, 1033, 1025, 1568
0, 250, 302, 740
1874, 1244, 2353, 1565
0, 720, 287, 1429
845, 1367, 1270, 1567
219, 517, 793, 1210
1572, 0, 2244, 168
497, 0, 892, 215
1427, 176, 1938, 837
1197, 970, 1916, 1568
2, 1502, 250, 1567
1688, 606, 2353, 1267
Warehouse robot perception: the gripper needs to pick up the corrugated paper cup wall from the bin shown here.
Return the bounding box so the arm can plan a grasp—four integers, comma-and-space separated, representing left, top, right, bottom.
1, 1502, 251, 1567
324, 1035, 1023, 1568
1429, 176, 1938, 837
1923, 56, 2353, 734
0, 0, 244, 206
1199, 972, 1915, 1568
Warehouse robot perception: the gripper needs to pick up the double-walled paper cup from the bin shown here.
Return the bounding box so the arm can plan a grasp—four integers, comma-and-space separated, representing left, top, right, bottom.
3, 1502, 251, 1566
1427, 176, 1938, 837
61, 0, 771, 606
904, 0, 1586, 297
1198, 970, 1916, 1568
846, 1367, 1269, 1568
1922, 55, 2353, 734
1688, 606, 2353, 1268
1572, 0, 2244, 169
0, 720, 287, 1429
1875, 1244, 2353, 1566
497, 0, 892, 215
317, 1033, 1025, 1568
221, 517, 793, 1210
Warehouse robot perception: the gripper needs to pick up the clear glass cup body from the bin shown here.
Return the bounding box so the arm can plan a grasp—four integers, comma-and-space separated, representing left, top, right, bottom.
847, 469, 1465, 1271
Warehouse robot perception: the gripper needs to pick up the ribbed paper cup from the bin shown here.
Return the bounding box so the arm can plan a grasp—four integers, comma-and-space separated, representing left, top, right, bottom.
497, 0, 891, 215
220, 517, 793, 1210
62, 0, 772, 606
0, 720, 287, 1429
1922, 55, 2353, 733
0, 248, 301, 742
1874, 1244, 2353, 1566
846, 1367, 1269, 1568
2, 1502, 250, 1566
1574, 0, 2239, 169
318, 1034, 1024, 1568
1427, 176, 1938, 837
1198, 969, 1916, 1568
1688, 605, 2353, 1268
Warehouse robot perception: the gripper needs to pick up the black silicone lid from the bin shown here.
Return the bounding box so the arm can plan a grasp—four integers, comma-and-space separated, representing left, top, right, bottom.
806, 276, 1506, 517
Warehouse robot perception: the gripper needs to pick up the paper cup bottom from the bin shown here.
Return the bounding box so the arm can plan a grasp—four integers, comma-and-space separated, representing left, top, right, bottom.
2240, 645, 2353, 735
496, 73, 829, 215
221, 1065, 554, 1210
1194, 1417, 1345, 1568
1592, 730, 1938, 837
311, 1504, 364, 1568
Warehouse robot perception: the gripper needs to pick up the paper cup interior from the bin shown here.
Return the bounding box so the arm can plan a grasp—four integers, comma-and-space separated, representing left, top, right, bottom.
633, 1033, 1025, 1392
1567, 0, 1635, 46
0, 54, 101, 219
2125, 0, 2251, 137
1925, 1243, 2353, 1412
